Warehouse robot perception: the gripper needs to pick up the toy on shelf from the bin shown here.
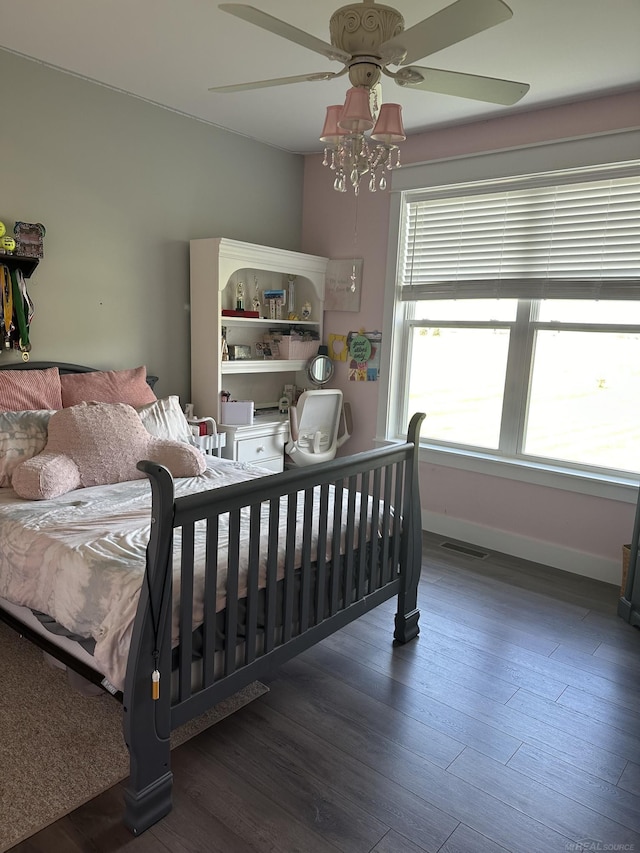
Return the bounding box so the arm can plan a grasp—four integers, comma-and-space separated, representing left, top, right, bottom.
0, 222, 15, 254
236, 281, 245, 311
0, 236, 16, 254
264, 289, 286, 320
252, 277, 262, 314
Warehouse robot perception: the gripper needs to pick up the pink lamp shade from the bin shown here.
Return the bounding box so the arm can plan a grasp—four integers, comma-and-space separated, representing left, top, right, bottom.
337, 87, 374, 133
319, 105, 346, 143
370, 103, 406, 143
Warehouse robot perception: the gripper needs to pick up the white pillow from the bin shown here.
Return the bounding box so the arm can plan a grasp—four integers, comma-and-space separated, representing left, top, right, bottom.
136, 396, 194, 444
0, 409, 55, 487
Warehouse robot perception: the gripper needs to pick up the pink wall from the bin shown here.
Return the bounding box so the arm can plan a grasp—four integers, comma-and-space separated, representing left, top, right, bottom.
421, 464, 631, 562
300, 185, 390, 454
301, 90, 640, 577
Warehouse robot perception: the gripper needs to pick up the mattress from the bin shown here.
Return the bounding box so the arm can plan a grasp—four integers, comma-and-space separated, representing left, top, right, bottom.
0, 455, 383, 692
0, 457, 270, 690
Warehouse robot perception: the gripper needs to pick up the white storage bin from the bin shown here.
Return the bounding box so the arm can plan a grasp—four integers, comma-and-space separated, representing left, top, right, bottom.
220, 401, 254, 425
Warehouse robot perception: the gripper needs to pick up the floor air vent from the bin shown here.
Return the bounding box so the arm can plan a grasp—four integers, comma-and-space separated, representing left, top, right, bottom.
439, 541, 490, 560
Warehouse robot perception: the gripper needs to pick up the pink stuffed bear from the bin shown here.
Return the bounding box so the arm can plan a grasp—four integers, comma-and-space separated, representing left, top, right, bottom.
13, 401, 206, 500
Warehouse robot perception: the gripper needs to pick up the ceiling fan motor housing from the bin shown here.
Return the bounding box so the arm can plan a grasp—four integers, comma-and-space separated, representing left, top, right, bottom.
330, 0, 404, 88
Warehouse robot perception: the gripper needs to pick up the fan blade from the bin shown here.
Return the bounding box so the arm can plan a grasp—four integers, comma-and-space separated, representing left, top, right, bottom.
218, 4, 350, 63
379, 0, 514, 67
394, 65, 529, 105
209, 69, 346, 93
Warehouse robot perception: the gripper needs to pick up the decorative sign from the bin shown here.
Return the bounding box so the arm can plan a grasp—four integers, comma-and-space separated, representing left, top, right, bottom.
328, 333, 348, 361
325, 259, 363, 312
347, 330, 382, 381
348, 334, 372, 362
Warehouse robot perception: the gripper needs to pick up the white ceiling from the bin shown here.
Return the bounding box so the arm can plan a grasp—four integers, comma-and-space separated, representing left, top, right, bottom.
1, 0, 638, 154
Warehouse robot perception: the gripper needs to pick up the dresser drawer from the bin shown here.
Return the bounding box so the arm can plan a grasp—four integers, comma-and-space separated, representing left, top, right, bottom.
236, 433, 284, 465
220, 419, 288, 472
249, 455, 284, 473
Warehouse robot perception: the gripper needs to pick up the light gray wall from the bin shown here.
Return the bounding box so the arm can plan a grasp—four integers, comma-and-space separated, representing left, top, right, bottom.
0, 49, 304, 400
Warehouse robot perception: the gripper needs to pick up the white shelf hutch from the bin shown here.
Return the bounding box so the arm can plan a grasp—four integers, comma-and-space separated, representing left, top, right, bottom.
189, 238, 328, 471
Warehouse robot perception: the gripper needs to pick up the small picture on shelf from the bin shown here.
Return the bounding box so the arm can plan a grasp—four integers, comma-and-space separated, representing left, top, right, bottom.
255, 341, 280, 359
260, 333, 282, 359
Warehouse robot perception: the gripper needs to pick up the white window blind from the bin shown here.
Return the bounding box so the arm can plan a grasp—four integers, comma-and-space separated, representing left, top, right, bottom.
400, 171, 640, 300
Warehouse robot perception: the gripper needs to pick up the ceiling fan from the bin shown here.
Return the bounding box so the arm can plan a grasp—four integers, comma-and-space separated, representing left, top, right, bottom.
210, 0, 530, 106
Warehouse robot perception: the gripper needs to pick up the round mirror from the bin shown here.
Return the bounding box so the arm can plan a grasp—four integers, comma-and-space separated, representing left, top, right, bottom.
307, 353, 334, 386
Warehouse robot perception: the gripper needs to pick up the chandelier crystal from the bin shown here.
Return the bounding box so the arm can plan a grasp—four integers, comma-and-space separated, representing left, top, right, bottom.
320, 86, 406, 195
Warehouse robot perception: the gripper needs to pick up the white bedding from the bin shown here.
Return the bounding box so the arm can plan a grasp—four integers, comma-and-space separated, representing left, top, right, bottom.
0, 456, 380, 691
0, 457, 269, 690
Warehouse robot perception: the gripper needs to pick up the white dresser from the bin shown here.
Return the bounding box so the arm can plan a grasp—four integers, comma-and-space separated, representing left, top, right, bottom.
219, 417, 289, 473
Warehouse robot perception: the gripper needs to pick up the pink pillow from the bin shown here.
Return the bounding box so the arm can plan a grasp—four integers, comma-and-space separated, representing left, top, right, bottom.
12, 401, 206, 500
0, 367, 62, 412
61, 366, 157, 407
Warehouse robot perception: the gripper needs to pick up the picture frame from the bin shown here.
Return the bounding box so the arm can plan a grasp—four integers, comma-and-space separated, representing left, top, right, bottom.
13, 222, 46, 258
325, 259, 363, 312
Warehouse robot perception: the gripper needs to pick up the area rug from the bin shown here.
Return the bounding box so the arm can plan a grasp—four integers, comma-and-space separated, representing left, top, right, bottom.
0, 621, 268, 852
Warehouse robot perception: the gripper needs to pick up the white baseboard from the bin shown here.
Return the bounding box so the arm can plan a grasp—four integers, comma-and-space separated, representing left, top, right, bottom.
422, 511, 621, 587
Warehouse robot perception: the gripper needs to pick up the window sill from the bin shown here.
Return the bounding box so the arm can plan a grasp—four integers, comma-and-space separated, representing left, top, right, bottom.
374, 438, 640, 503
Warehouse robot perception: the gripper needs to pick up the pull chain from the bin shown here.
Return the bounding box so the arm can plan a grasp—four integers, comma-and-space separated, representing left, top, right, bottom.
352, 193, 360, 292
151, 649, 160, 700
145, 538, 168, 702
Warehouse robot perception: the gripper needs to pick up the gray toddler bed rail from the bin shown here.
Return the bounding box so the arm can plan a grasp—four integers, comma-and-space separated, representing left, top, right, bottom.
123, 412, 425, 834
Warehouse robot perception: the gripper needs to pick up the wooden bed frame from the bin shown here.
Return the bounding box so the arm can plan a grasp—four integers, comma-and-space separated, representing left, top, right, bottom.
0, 361, 425, 835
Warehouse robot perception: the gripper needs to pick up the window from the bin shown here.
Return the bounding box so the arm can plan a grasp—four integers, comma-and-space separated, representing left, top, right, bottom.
390, 165, 640, 478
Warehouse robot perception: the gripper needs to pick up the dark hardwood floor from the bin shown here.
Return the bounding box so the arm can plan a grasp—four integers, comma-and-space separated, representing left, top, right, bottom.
13, 534, 640, 853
